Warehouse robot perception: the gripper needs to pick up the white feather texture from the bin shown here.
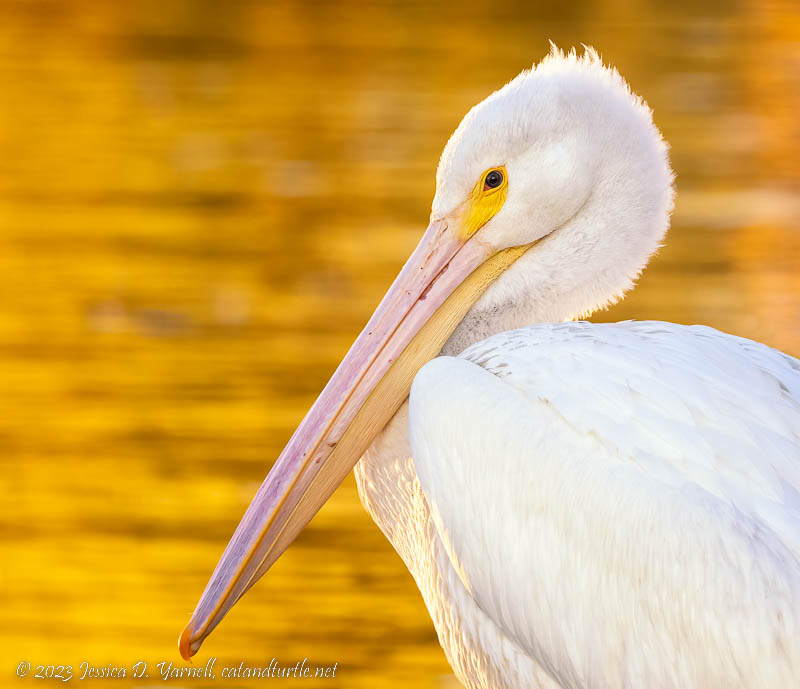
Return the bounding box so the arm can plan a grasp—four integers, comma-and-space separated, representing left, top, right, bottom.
353, 47, 800, 689
357, 323, 800, 689
438, 47, 674, 354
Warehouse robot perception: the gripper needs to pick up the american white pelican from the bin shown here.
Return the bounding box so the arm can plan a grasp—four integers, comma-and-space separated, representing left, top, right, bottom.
179, 47, 800, 688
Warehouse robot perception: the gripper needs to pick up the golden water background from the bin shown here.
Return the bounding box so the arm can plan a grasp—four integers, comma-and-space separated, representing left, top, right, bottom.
1, 1, 799, 687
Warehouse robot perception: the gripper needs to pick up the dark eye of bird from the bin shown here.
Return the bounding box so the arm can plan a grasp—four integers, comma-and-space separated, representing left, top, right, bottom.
484, 170, 503, 190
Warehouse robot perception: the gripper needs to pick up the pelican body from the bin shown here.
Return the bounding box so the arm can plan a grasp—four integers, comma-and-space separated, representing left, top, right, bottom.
180, 48, 800, 688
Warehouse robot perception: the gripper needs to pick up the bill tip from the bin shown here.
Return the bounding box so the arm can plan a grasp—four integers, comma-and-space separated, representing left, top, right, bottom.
178, 625, 200, 661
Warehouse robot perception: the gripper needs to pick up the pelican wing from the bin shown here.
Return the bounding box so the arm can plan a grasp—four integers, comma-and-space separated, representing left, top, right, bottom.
409, 321, 800, 688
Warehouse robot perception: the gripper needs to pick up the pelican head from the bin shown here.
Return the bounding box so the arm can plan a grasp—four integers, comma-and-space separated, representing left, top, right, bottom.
179, 46, 674, 658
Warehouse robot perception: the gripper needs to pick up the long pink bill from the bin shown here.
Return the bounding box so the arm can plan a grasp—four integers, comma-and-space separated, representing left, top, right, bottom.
179, 218, 495, 659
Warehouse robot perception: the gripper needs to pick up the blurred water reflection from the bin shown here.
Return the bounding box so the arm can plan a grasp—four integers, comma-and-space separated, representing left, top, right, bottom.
1, 1, 798, 687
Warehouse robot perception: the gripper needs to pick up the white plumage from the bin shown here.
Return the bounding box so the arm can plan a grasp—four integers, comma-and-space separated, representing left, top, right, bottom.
357, 322, 800, 688
352, 49, 800, 689
182, 46, 800, 688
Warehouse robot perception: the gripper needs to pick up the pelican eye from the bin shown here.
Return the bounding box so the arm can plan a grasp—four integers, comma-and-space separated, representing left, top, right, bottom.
461, 166, 508, 238
483, 169, 504, 191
